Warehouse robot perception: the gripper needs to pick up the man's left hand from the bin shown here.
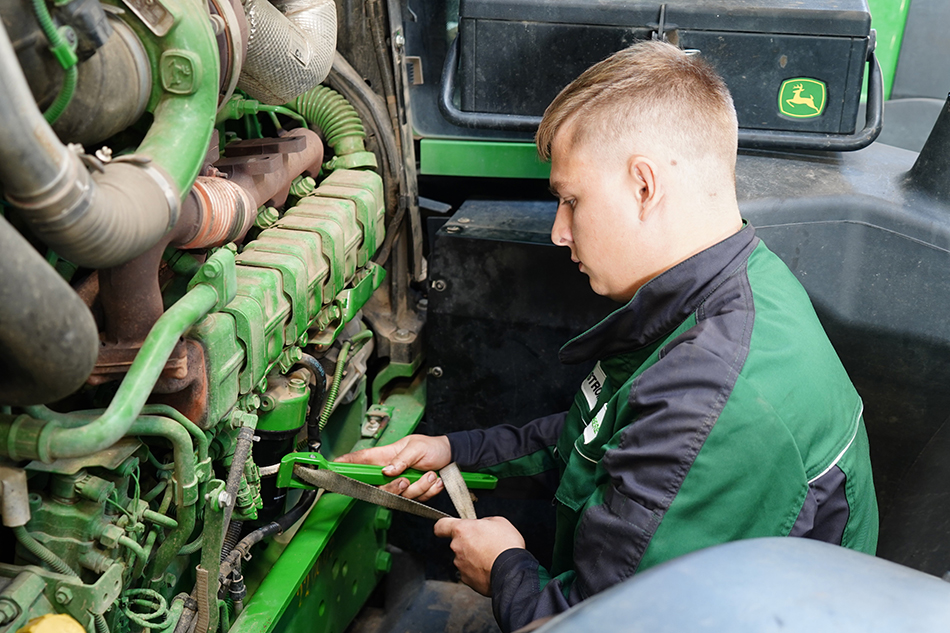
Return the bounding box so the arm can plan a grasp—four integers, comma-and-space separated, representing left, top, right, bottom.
434, 516, 526, 596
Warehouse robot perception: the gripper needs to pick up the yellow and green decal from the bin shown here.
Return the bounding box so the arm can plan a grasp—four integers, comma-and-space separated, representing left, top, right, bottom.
778, 78, 827, 118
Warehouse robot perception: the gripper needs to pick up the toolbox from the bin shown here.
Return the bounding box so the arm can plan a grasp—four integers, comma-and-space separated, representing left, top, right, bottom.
457, 0, 872, 136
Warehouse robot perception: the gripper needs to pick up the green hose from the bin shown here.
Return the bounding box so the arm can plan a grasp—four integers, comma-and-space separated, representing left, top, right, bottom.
318, 330, 374, 430
288, 86, 374, 161
13, 525, 73, 575
14, 526, 112, 632
30, 0, 78, 125
318, 341, 350, 431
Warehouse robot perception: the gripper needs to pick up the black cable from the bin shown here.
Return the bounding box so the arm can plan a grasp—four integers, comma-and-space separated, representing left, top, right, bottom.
295, 353, 327, 447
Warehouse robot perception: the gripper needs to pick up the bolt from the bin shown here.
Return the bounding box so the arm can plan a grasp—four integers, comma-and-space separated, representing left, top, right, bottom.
394, 329, 412, 342
259, 395, 275, 412
375, 550, 393, 574
55, 587, 73, 605
205, 264, 220, 279
432, 280, 447, 292
445, 225, 462, 233
457, 217, 471, 223
428, 366, 443, 378
217, 491, 233, 509
393, 33, 405, 49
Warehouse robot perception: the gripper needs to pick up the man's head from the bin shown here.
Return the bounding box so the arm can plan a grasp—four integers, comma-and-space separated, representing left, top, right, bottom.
539, 40, 743, 302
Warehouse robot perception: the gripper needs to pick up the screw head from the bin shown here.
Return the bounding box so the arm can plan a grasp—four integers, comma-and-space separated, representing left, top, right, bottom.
457, 217, 471, 223
432, 280, 447, 292
445, 225, 462, 234
428, 366, 443, 378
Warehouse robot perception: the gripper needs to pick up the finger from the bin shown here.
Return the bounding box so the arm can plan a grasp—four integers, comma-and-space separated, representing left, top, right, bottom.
433, 517, 458, 538
401, 472, 443, 501
379, 478, 410, 496
382, 443, 429, 476
334, 444, 395, 466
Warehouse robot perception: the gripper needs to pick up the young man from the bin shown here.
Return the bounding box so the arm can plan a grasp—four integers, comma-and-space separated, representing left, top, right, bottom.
339, 40, 878, 631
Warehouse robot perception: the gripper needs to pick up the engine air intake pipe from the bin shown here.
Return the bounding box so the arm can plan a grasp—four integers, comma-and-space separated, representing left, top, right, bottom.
0, 213, 99, 405
0, 0, 219, 269
238, 0, 336, 105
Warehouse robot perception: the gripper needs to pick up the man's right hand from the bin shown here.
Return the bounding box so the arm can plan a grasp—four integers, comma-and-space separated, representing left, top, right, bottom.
334, 434, 452, 502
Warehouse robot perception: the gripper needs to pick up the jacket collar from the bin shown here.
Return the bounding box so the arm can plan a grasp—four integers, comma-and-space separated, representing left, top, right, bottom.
559, 223, 758, 364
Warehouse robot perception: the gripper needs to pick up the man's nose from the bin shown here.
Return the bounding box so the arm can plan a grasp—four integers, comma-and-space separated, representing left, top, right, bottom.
551, 207, 572, 246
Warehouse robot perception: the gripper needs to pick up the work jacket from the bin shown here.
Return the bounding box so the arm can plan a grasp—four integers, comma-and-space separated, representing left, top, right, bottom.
447, 224, 879, 633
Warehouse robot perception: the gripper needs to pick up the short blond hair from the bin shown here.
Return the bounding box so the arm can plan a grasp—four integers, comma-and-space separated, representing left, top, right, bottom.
536, 41, 738, 174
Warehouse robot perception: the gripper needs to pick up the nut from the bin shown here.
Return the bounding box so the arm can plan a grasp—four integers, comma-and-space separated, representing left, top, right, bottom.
55, 587, 73, 605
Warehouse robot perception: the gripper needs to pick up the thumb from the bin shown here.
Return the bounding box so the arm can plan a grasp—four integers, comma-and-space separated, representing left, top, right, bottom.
433, 517, 459, 538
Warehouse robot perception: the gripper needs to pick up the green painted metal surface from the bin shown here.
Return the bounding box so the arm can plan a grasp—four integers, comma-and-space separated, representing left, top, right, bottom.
233, 379, 427, 633
419, 139, 551, 180
235, 495, 385, 633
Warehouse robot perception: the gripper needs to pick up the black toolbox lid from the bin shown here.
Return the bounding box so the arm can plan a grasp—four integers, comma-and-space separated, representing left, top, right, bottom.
460, 0, 870, 38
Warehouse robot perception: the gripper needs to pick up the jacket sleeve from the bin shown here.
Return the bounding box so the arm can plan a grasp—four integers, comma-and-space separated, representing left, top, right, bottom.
446, 412, 565, 488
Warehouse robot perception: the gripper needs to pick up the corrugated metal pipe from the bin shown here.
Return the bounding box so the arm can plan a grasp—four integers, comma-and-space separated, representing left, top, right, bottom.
237, 0, 336, 105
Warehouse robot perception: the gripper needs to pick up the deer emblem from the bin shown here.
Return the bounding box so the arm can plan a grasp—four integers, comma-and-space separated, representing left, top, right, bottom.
785, 84, 820, 113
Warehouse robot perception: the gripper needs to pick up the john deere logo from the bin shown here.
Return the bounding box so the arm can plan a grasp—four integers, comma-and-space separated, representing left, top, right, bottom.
778, 78, 826, 118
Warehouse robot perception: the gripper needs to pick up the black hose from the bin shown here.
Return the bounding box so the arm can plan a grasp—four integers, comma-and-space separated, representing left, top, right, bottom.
295, 354, 327, 447
0, 214, 99, 405
222, 427, 254, 535
220, 490, 317, 581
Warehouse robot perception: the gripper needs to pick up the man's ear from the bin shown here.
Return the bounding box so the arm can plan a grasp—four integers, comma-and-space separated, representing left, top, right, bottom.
628, 156, 662, 221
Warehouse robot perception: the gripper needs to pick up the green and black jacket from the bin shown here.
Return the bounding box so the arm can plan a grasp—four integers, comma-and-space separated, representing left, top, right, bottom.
446, 224, 879, 633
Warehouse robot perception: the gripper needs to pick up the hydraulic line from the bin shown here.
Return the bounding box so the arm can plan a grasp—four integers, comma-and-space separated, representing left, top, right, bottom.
220, 490, 319, 581
0, 283, 219, 461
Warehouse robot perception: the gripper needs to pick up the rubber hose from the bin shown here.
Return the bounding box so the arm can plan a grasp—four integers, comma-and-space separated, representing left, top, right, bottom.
296, 354, 327, 445
222, 427, 254, 533
0, 214, 99, 405
221, 490, 317, 578
289, 85, 368, 156
13, 526, 74, 575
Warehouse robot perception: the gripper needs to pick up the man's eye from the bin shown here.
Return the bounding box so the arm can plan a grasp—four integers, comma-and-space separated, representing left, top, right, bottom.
560, 198, 576, 210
